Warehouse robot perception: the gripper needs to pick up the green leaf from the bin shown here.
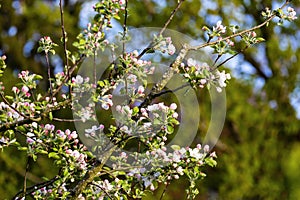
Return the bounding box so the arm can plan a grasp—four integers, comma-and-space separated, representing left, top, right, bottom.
49, 112, 53, 121
206, 83, 211, 90
32, 154, 37, 161
227, 49, 236, 55
34, 75, 43, 80
63, 168, 69, 177
171, 144, 181, 151
48, 152, 60, 159
205, 157, 217, 167
5, 95, 13, 100
256, 37, 265, 42
169, 118, 180, 125
37, 149, 48, 154
37, 47, 43, 53
146, 48, 155, 54
18, 147, 28, 151
167, 125, 174, 134
49, 49, 56, 55
98, 80, 105, 87
132, 107, 139, 115
202, 26, 210, 32
16, 126, 26, 132
113, 14, 120, 20
86, 151, 94, 158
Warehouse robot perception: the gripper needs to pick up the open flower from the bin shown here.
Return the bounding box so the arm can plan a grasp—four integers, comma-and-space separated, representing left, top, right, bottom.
287, 7, 297, 20
213, 21, 226, 34
189, 148, 203, 159
216, 70, 231, 92
72, 75, 84, 84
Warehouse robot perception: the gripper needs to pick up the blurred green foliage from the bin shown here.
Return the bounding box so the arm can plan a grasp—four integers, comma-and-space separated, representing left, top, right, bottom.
1, 0, 300, 199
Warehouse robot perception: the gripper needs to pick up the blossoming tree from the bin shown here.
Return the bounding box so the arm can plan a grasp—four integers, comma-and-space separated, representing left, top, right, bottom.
0, 0, 297, 199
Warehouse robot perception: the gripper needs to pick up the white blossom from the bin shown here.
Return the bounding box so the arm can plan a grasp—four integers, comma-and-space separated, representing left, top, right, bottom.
189, 148, 203, 159
72, 75, 84, 84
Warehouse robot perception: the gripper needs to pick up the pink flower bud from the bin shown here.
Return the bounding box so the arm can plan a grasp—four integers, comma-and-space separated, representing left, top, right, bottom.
12, 86, 19, 93
172, 112, 178, 118
66, 149, 72, 154
137, 86, 145, 94
21, 85, 29, 93
170, 103, 177, 110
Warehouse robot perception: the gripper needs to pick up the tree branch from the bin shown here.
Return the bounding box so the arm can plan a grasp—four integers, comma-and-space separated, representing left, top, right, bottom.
45, 52, 53, 99
137, 0, 185, 59
59, 0, 70, 78
13, 176, 59, 199
189, 1, 290, 51
60, 0, 75, 102
158, 0, 185, 36
70, 146, 117, 199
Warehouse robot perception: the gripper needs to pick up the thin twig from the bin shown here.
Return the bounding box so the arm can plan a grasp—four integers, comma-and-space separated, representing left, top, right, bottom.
160, 181, 170, 200
59, 0, 70, 78
52, 117, 83, 122
45, 52, 53, 100
0, 92, 28, 119
93, 52, 97, 85
59, 0, 73, 101
50, 54, 85, 98
189, 1, 290, 51
158, 0, 185, 36
121, 0, 129, 100
23, 157, 31, 197
212, 54, 222, 67
137, 0, 185, 59
91, 183, 113, 199
211, 45, 250, 71
122, 0, 129, 54
151, 83, 190, 99
13, 176, 59, 199
0, 118, 32, 132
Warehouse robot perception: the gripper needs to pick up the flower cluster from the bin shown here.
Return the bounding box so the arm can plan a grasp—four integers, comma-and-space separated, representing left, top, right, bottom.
153, 35, 176, 55
85, 124, 105, 139
37, 36, 58, 55
112, 102, 179, 148
111, 51, 154, 99
65, 143, 216, 199
286, 7, 297, 21
213, 20, 226, 34
71, 75, 98, 122
0, 135, 16, 150
242, 31, 265, 45
262, 6, 298, 25
18, 122, 91, 199
73, 23, 109, 56
32, 184, 69, 199
24, 122, 88, 165
93, 0, 126, 21
73, 0, 125, 56
99, 144, 217, 199
18, 70, 43, 90
202, 20, 227, 39
181, 58, 231, 92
